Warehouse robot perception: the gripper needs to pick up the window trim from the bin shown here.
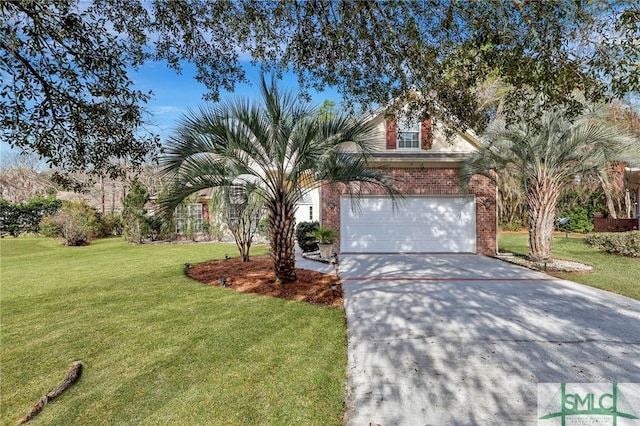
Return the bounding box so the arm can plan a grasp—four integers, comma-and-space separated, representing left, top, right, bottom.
175, 203, 204, 234
396, 116, 421, 149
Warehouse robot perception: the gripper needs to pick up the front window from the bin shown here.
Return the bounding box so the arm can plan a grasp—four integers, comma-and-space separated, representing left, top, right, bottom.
397, 116, 420, 149
176, 204, 203, 233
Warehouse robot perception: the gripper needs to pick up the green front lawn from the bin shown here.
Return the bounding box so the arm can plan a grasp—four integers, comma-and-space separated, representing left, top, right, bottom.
0, 237, 346, 425
499, 233, 640, 300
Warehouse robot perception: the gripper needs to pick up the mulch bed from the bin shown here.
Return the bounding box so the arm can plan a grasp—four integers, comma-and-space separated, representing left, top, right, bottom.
186, 256, 343, 308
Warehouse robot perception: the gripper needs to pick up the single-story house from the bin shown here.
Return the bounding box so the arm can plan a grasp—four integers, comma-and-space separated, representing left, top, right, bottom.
167, 103, 497, 253
320, 107, 497, 256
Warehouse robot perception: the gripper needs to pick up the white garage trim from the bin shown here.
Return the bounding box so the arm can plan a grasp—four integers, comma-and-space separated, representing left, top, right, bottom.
340, 196, 476, 253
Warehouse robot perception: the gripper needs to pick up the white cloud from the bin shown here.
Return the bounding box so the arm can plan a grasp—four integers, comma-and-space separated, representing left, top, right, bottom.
152, 105, 181, 115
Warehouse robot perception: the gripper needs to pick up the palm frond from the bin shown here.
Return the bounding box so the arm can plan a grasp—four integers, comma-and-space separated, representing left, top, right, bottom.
160, 74, 399, 263
463, 102, 639, 190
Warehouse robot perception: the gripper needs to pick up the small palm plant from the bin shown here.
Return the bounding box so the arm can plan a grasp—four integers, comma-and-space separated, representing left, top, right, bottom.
309, 225, 337, 259
309, 225, 336, 244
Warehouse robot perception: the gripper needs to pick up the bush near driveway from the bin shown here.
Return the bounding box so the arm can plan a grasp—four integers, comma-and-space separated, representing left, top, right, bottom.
585, 231, 640, 257
296, 221, 320, 252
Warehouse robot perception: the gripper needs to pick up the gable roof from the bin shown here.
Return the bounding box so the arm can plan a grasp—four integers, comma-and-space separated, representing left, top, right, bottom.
361, 92, 483, 149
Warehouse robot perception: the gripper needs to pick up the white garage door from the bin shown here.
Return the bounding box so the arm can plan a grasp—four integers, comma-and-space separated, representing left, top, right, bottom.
340, 196, 476, 253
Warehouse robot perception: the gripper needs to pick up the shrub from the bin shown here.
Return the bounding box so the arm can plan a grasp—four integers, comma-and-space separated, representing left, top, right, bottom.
103, 213, 123, 236
1, 195, 62, 236
145, 215, 174, 241
309, 225, 337, 244
559, 206, 593, 233
499, 219, 523, 232
39, 215, 61, 238
295, 221, 319, 252
585, 231, 640, 257
46, 201, 105, 246
257, 216, 270, 238
201, 220, 226, 242
122, 179, 150, 243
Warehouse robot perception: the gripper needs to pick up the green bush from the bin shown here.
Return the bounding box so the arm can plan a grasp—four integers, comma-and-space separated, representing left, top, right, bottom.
499, 219, 523, 232
295, 221, 319, 252
1, 195, 62, 236
308, 225, 337, 244
557, 188, 606, 220
203, 220, 226, 242
559, 206, 593, 233
103, 213, 123, 236
585, 231, 640, 257
257, 216, 270, 238
45, 201, 105, 246
145, 215, 176, 241
39, 215, 61, 238
122, 179, 149, 243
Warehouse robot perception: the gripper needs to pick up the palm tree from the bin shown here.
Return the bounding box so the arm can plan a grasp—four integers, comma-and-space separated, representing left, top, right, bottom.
461, 103, 637, 262
160, 75, 396, 283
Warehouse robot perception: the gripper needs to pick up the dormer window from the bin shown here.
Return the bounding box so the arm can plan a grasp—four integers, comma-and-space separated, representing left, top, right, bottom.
397, 116, 420, 149
385, 114, 432, 150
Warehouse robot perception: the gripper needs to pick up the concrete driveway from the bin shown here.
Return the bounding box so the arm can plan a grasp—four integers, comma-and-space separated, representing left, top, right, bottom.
340, 254, 640, 425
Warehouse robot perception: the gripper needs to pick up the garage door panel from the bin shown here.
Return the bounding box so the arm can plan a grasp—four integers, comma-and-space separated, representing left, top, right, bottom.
340, 196, 476, 253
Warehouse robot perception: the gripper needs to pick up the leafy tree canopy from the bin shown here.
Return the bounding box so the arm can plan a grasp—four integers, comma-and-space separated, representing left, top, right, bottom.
1, 0, 160, 184
2, 0, 638, 180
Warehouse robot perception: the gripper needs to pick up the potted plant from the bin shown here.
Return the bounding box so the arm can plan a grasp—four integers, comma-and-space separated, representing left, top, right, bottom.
309, 225, 337, 259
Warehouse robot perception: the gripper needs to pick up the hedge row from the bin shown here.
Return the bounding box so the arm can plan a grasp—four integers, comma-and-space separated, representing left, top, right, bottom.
0, 196, 62, 236
40, 202, 123, 245
585, 231, 640, 257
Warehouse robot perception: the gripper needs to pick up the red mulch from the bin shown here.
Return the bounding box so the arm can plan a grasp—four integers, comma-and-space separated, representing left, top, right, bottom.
186, 256, 343, 308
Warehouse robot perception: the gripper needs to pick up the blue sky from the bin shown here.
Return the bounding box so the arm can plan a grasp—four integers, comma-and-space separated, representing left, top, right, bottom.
134, 61, 342, 144
0, 61, 342, 165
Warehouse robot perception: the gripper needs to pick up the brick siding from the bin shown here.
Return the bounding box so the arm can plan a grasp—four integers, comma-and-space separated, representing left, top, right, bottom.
593, 218, 638, 232
321, 167, 497, 256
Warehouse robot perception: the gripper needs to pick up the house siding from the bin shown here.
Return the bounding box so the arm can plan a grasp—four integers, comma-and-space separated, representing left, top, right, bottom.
321, 167, 497, 256
367, 114, 478, 154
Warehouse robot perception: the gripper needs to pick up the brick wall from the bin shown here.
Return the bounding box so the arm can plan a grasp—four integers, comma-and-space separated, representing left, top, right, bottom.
593, 218, 639, 233
321, 167, 497, 256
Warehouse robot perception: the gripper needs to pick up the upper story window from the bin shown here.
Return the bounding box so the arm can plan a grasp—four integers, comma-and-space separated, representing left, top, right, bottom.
397, 116, 420, 149
386, 113, 432, 151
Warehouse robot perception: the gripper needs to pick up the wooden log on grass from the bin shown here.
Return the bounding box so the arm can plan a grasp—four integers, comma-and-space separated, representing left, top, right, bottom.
18, 361, 83, 424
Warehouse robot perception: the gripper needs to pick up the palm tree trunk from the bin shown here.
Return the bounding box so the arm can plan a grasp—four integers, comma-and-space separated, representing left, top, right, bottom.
599, 172, 618, 219
527, 178, 560, 262
268, 194, 297, 284
229, 221, 252, 262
